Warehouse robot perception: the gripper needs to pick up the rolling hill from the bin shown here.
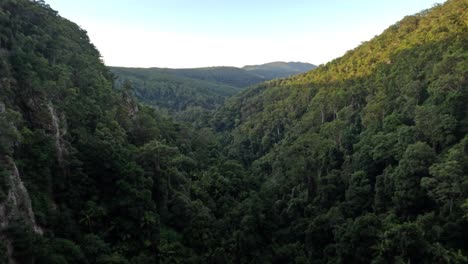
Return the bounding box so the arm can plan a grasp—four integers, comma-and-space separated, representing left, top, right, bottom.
0, 0, 467, 263
212, 0, 468, 261
110, 62, 315, 123
243, 61, 317, 79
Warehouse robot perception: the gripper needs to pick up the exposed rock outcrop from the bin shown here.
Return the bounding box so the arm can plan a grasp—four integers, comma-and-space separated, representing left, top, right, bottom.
0, 157, 43, 234
0, 102, 42, 263
47, 103, 67, 168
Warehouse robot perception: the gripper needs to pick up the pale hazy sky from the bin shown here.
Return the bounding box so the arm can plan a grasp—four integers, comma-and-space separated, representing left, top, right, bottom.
46, 0, 444, 68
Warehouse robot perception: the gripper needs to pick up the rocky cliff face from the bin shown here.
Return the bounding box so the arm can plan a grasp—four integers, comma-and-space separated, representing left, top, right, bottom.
0, 157, 41, 264
48, 103, 67, 169
0, 103, 42, 263
0, 157, 42, 235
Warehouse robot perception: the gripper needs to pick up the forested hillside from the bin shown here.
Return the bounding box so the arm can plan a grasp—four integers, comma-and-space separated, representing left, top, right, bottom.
151, 66, 264, 88
212, 0, 468, 262
110, 67, 242, 125
242, 61, 317, 79
0, 0, 230, 263
0, 0, 467, 263
110, 62, 315, 123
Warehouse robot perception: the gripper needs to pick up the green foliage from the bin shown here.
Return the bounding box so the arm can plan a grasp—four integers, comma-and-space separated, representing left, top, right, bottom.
242, 61, 317, 80
209, 0, 468, 262
422, 137, 468, 214
335, 213, 382, 263
392, 142, 435, 216
111, 66, 242, 124
110, 62, 316, 125
152, 66, 264, 87
0, 0, 220, 262
0, 0, 467, 263
375, 221, 429, 263
344, 171, 372, 216
0, 108, 21, 155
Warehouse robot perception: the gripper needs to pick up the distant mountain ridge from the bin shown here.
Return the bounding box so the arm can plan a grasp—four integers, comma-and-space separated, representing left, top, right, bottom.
111, 61, 316, 88
109, 61, 315, 122
143, 66, 265, 88
109, 66, 241, 124
2, 0, 467, 263
243, 61, 317, 79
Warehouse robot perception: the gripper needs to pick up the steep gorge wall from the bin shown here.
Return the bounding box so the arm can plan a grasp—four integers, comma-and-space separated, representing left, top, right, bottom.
0, 157, 43, 235
0, 102, 43, 263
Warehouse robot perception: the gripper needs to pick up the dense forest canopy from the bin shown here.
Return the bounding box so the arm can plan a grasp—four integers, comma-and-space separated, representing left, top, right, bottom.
0, 0, 467, 263
110, 62, 316, 125
242, 61, 317, 80
110, 66, 242, 126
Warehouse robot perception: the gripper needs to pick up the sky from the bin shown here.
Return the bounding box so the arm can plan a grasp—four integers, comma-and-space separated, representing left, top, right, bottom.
46, 0, 444, 68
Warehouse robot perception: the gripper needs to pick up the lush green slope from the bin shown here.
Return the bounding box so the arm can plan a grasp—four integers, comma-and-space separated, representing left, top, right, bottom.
0, 1, 230, 263
156, 66, 265, 88
243, 61, 317, 79
110, 66, 266, 125
211, 0, 468, 262
110, 66, 243, 124
110, 62, 316, 123
1, 0, 467, 263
